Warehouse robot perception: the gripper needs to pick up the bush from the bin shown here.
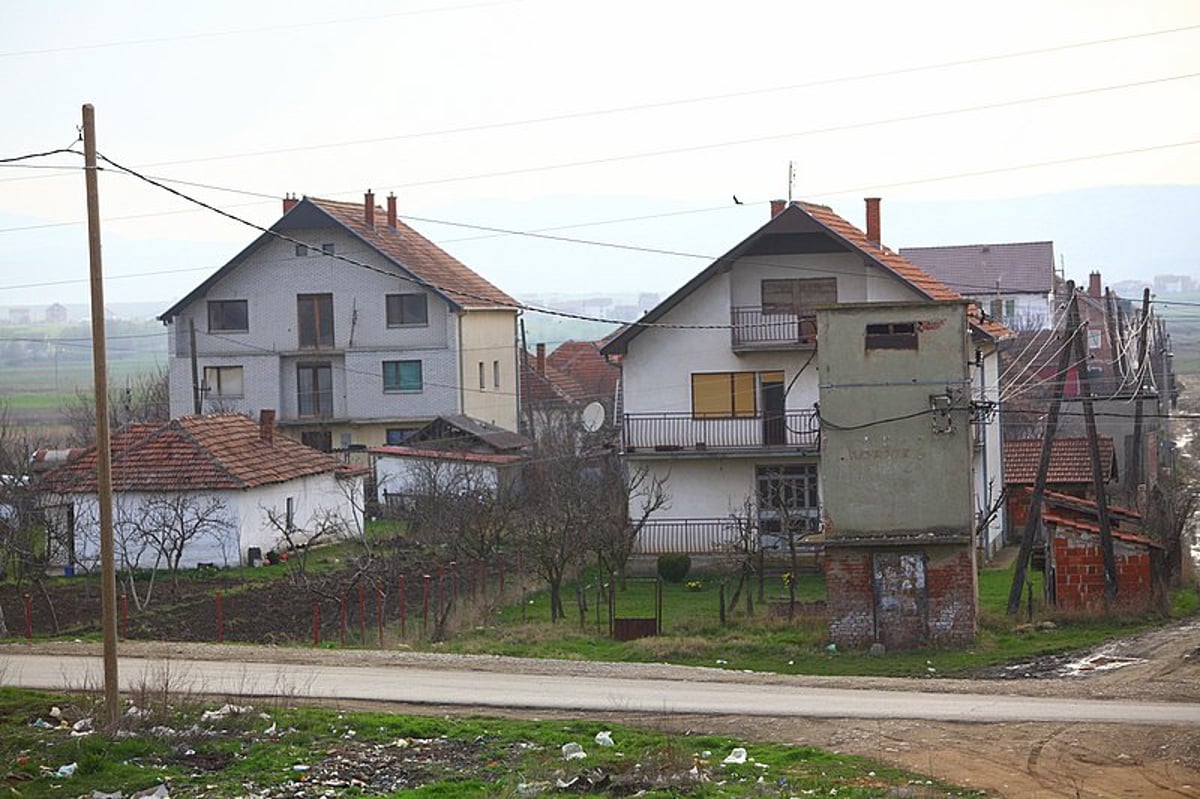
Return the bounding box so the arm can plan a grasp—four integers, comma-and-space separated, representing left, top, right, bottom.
657, 553, 691, 582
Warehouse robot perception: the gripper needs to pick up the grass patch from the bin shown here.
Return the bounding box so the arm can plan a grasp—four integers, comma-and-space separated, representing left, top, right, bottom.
0, 686, 977, 797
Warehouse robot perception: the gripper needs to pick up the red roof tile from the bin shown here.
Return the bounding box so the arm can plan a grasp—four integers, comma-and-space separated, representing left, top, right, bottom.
1003, 437, 1116, 484
547, 340, 620, 403
1042, 509, 1160, 548
520, 353, 586, 406
40, 414, 358, 494
310, 198, 515, 310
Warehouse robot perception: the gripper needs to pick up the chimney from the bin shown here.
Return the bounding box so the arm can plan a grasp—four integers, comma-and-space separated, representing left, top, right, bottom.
282, 194, 299, 214
770, 199, 787, 218
864, 197, 881, 245
364, 190, 375, 228
536, 343, 546, 375
259, 409, 276, 445
1088, 271, 1102, 298
387, 193, 397, 229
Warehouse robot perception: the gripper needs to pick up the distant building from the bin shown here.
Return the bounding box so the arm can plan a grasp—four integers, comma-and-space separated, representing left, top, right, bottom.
1154, 274, 1196, 294
44, 303, 68, 324
8, 307, 31, 324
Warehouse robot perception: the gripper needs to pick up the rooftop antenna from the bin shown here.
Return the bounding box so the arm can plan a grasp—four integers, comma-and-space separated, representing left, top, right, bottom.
787, 160, 795, 203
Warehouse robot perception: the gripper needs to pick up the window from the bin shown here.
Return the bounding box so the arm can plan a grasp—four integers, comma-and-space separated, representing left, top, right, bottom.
865, 322, 918, 350
493, 359, 501, 389
479, 361, 486, 390
207, 300, 248, 332
202, 365, 244, 398
383, 360, 423, 392
761, 278, 837, 314
295, 244, 308, 257
692, 372, 756, 418
385, 293, 428, 327
321, 243, 335, 254
300, 431, 332, 453
1088, 329, 1103, 351
297, 363, 333, 417
386, 427, 417, 445
297, 294, 334, 348
285, 497, 296, 529
756, 464, 820, 535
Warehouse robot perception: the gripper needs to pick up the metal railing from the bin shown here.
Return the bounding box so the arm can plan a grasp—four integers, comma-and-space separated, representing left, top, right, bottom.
622, 409, 819, 452
634, 518, 745, 554
731, 306, 817, 348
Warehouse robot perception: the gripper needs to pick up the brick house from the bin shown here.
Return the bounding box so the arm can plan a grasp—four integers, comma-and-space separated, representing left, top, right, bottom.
1003, 436, 1117, 538
37, 412, 364, 572
159, 193, 520, 452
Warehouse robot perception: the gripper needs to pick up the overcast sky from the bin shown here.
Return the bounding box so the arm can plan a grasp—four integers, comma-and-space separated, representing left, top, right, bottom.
1, 0, 1198, 309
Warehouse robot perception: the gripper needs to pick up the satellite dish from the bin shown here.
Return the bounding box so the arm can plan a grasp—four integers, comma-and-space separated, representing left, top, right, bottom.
581, 401, 606, 433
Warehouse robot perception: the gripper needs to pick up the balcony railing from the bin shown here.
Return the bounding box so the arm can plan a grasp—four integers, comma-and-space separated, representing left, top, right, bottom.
634, 516, 825, 555
731, 306, 817, 349
622, 409, 820, 453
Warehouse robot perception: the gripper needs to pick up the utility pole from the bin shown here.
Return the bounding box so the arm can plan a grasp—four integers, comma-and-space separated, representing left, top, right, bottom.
1007, 283, 1079, 614
1128, 288, 1152, 496
189, 317, 202, 414
1068, 291, 1119, 601
82, 103, 119, 726
1104, 288, 1125, 382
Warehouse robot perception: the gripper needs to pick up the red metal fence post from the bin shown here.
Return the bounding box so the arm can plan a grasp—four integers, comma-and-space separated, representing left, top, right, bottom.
312, 599, 320, 647
398, 574, 407, 639
339, 597, 347, 646
23, 593, 32, 640
120, 593, 128, 639
358, 583, 366, 644
376, 588, 384, 647
422, 574, 431, 635
498, 554, 505, 595
215, 590, 223, 644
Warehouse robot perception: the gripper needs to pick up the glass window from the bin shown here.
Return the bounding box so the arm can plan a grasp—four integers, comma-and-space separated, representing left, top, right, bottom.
383, 360, 422, 392
386, 428, 417, 445
761, 278, 837, 314
297, 363, 333, 417
321, 243, 335, 254
300, 431, 332, 453
207, 300, 248, 332
297, 294, 334, 348
493, 359, 501, 388
202, 365, 244, 398
756, 464, 820, 535
295, 244, 308, 257
865, 322, 918, 350
691, 372, 756, 418
385, 293, 428, 327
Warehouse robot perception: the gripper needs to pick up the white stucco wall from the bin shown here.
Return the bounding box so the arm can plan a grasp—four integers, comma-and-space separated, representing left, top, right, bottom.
971, 347, 1006, 558
374, 454, 500, 502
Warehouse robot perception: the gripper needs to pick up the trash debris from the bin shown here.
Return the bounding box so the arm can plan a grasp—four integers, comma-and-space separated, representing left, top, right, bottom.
72, 718, 95, 734
292, 764, 310, 772
91, 790, 123, 799
594, 730, 614, 747
825, 643, 838, 653
722, 747, 747, 765
130, 785, 170, 798
49, 706, 63, 720
561, 742, 587, 760
54, 762, 78, 778
31, 718, 54, 729
263, 721, 277, 736
516, 781, 547, 795
200, 703, 252, 721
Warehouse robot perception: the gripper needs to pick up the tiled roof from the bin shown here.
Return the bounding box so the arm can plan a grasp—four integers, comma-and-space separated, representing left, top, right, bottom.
520, 355, 586, 406
369, 445, 524, 465
405, 415, 531, 453
547, 340, 621, 403
899, 241, 1055, 295
1042, 489, 1142, 523
308, 198, 515, 309
1042, 510, 1159, 548
1003, 437, 1116, 484
39, 414, 357, 494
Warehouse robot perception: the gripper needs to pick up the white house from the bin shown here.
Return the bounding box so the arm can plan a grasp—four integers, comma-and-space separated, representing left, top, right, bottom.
601, 199, 1011, 559
159, 192, 520, 452
899, 241, 1056, 331
38, 412, 365, 572
373, 445, 525, 509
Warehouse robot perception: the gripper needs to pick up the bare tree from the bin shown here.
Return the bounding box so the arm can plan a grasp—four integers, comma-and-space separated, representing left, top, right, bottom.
590, 457, 670, 589
120, 493, 235, 593
402, 457, 516, 564
756, 465, 821, 619
720, 496, 759, 617
263, 475, 368, 592
62, 367, 169, 447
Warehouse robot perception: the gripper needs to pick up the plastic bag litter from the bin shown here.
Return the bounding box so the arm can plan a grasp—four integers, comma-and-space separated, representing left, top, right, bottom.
200, 703, 251, 721
91, 790, 123, 799
561, 742, 587, 760
594, 730, 614, 747
722, 747, 747, 765
130, 785, 170, 799
55, 762, 78, 778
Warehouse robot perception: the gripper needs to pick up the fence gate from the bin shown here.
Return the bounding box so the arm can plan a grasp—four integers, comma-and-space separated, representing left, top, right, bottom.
608, 578, 662, 641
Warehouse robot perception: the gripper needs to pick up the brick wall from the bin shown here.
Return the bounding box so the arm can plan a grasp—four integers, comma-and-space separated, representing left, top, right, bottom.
824, 544, 977, 650
1049, 527, 1154, 611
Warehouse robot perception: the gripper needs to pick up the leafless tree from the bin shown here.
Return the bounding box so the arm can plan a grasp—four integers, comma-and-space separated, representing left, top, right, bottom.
119, 493, 235, 593
62, 367, 169, 447
756, 465, 822, 619
589, 457, 670, 589
263, 475, 368, 595
719, 496, 759, 618
402, 457, 517, 564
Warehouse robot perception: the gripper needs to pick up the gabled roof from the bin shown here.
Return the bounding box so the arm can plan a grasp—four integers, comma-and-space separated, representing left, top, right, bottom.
404, 414, 531, 453
369, 445, 525, 466
1042, 509, 1160, 548
39, 414, 358, 494
899, 241, 1055, 295
1003, 437, 1117, 485
601, 201, 1008, 355
520, 353, 586, 407
547, 340, 621, 402
160, 196, 515, 321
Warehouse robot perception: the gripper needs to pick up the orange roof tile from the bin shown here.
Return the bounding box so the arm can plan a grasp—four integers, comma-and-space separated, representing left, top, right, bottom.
40, 414, 359, 494
547, 340, 621, 403
1004, 437, 1116, 484
309, 198, 515, 310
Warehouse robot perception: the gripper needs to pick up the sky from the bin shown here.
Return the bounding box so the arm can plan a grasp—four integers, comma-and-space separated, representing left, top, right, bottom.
1, 0, 1198, 311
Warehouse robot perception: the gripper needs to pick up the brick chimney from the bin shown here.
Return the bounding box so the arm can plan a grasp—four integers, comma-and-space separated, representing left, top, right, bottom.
364, 190, 375, 228
387, 193, 397, 229
864, 197, 881, 245
770, 199, 787, 218
1088, 271, 1102, 298
536, 343, 546, 375
259, 409, 276, 445
282, 194, 299, 214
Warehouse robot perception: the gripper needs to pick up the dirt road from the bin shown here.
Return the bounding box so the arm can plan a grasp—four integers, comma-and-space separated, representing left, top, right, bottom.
4, 617, 1200, 798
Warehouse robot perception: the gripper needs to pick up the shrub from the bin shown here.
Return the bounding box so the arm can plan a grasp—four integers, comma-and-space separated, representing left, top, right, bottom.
657, 553, 691, 582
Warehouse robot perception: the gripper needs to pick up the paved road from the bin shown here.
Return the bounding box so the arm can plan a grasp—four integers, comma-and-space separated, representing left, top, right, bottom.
4, 652, 1198, 725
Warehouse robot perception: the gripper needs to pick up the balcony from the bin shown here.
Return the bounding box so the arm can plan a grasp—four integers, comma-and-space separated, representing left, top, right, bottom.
622, 409, 820, 454
731, 306, 817, 351
633, 517, 825, 555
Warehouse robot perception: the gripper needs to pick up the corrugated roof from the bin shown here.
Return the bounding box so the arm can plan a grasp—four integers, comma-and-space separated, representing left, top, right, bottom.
369, 445, 524, 465
1004, 437, 1117, 484
39, 414, 359, 494
900, 241, 1055, 295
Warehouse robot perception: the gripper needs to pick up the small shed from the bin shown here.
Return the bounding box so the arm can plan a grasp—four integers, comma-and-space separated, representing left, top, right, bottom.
1003, 436, 1117, 537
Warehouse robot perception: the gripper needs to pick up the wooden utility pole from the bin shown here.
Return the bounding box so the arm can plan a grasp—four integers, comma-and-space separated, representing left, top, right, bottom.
1128, 289, 1152, 495
82, 104, 120, 725
1104, 288, 1125, 381
1007, 283, 1079, 614
1068, 291, 1119, 601
189, 317, 202, 414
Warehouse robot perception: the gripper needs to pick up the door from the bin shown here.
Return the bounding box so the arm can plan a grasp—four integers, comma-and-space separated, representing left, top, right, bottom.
872, 552, 928, 650
761, 371, 785, 446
